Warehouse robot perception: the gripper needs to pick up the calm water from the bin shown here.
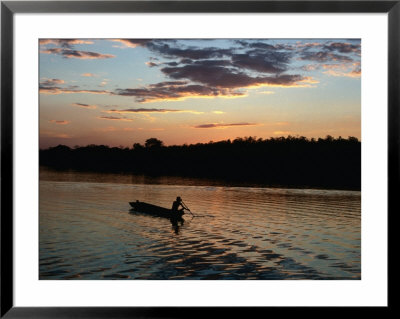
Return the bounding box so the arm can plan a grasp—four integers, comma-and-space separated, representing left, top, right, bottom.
40, 169, 361, 280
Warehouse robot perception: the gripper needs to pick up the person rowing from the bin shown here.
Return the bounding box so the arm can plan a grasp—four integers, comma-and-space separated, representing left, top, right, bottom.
171, 196, 193, 215
171, 196, 185, 212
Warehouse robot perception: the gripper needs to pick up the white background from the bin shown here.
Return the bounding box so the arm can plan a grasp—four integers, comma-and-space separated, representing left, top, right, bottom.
14, 13, 388, 306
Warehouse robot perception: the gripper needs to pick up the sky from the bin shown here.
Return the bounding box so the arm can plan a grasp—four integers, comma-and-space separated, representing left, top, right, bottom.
39, 38, 361, 149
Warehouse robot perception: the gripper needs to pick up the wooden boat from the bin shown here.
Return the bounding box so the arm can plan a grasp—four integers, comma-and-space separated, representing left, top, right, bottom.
129, 201, 185, 219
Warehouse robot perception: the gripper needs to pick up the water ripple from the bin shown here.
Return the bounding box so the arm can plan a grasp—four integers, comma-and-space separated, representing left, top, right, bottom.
40, 178, 361, 280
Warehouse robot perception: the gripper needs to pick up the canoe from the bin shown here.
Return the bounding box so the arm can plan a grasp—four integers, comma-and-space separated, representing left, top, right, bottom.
129, 201, 185, 219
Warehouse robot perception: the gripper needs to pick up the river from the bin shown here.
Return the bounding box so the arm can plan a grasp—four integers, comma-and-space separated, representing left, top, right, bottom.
39, 168, 361, 280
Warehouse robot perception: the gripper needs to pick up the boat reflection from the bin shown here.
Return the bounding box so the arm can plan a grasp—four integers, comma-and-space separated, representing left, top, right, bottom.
128, 209, 185, 235
170, 216, 184, 235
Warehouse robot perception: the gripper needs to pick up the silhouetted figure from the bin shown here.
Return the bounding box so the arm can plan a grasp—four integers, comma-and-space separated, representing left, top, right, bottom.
171, 196, 185, 212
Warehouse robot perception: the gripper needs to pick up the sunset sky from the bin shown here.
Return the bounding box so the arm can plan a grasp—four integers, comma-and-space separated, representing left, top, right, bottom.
39, 39, 361, 148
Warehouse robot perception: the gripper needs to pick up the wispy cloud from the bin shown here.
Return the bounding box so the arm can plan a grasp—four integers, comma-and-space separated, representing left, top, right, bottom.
49, 120, 70, 125
40, 39, 94, 48
41, 48, 115, 60
322, 62, 361, 78
40, 130, 73, 139
258, 90, 275, 95
40, 79, 110, 95
81, 73, 97, 77
323, 42, 361, 54
40, 86, 110, 95
98, 79, 110, 87
110, 39, 152, 48
145, 61, 159, 67
72, 103, 97, 109
323, 69, 361, 78
106, 108, 203, 114
299, 51, 353, 63
193, 122, 259, 129
97, 116, 134, 122
95, 126, 165, 133
40, 78, 65, 86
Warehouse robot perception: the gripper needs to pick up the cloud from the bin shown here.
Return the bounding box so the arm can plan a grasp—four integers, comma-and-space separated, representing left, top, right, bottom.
236, 41, 279, 50
41, 79, 238, 102
72, 103, 97, 109
146, 42, 233, 60
323, 42, 361, 54
49, 120, 70, 125
106, 108, 204, 114
321, 62, 361, 78
110, 40, 359, 81
39, 40, 358, 105
40, 39, 94, 48
160, 61, 314, 89
99, 79, 109, 87
145, 61, 159, 67
110, 39, 152, 48
81, 73, 97, 77
40, 78, 65, 86
50, 133, 72, 139
301, 64, 319, 71
40, 130, 73, 138
258, 90, 275, 95
194, 122, 259, 129
106, 40, 328, 103
112, 58, 316, 102
300, 60, 361, 78
299, 51, 353, 63
101, 40, 357, 104
112, 39, 235, 60
97, 116, 134, 121
296, 41, 360, 68
41, 48, 115, 59
323, 69, 361, 78
40, 79, 110, 95
40, 86, 110, 95
114, 82, 245, 103
148, 81, 188, 88
236, 40, 354, 63
231, 51, 291, 73
237, 40, 321, 52
295, 42, 324, 50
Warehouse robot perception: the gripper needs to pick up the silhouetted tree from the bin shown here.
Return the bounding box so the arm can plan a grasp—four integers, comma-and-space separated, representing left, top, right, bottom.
348, 136, 359, 142
145, 138, 164, 148
133, 143, 144, 150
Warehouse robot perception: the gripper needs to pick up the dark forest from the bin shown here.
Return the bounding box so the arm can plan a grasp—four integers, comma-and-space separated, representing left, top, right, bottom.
40, 135, 361, 190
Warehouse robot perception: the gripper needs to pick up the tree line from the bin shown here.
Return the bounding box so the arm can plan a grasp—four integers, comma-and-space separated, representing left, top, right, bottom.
39, 135, 361, 190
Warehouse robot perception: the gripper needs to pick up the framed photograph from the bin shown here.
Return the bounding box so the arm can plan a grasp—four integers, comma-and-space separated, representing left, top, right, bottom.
1, 1, 395, 317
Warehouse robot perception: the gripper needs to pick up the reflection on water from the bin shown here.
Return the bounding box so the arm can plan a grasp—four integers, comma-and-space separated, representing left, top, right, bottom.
40, 169, 361, 280
129, 210, 186, 235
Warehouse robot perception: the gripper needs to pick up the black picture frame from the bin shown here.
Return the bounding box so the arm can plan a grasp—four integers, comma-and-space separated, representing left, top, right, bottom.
1, 1, 395, 317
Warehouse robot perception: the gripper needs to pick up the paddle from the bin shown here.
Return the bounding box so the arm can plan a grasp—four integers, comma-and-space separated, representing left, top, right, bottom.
181, 200, 195, 216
